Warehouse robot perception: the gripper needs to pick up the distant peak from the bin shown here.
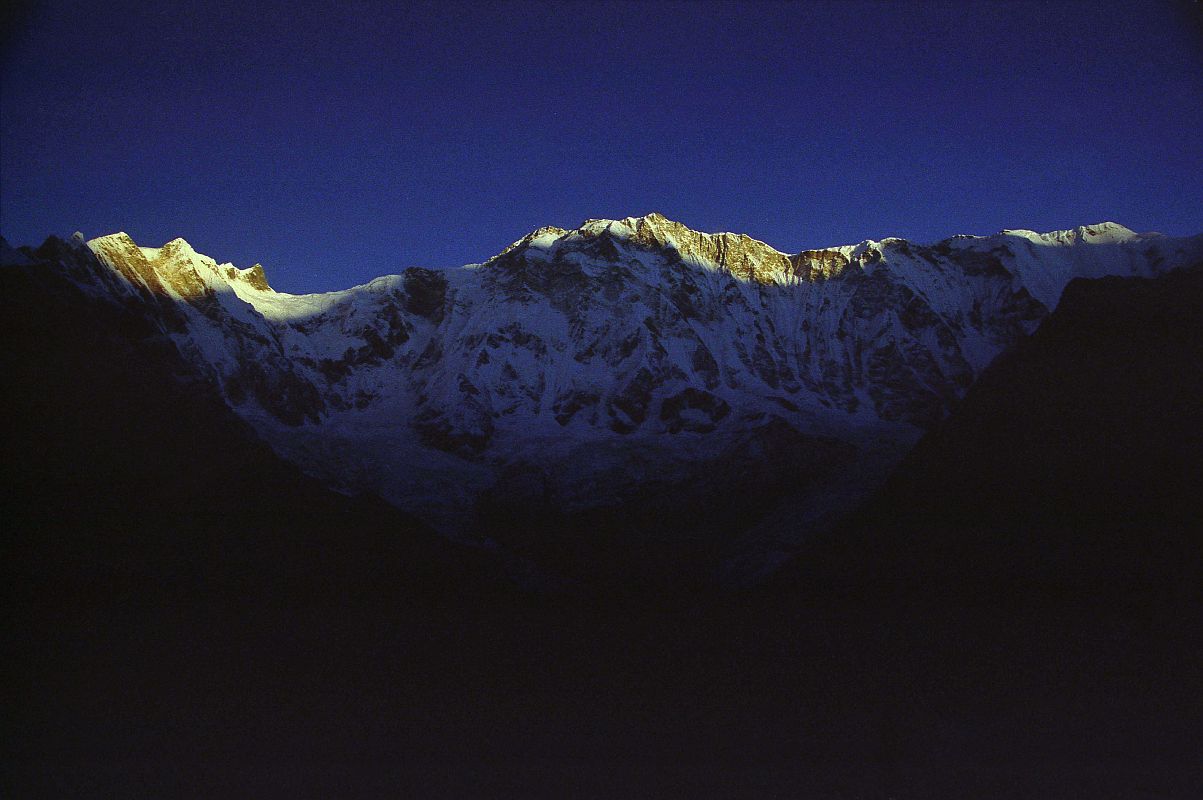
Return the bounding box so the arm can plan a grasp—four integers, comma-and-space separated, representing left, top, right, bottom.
0, 235, 32, 266
623, 211, 675, 228
580, 211, 674, 230
999, 222, 1142, 246
241, 263, 272, 291
89, 231, 134, 245
160, 237, 198, 254
1076, 221, 1137, 239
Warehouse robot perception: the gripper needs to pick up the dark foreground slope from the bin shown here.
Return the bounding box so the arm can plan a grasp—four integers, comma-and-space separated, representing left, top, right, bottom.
1, 262, 510, 597
780, 266, 1203, 602
4, 260, 1201, 798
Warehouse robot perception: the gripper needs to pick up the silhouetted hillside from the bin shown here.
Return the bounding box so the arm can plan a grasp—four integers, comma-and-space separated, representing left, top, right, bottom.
1, 263, 509, 600
779, 265, 1203, 602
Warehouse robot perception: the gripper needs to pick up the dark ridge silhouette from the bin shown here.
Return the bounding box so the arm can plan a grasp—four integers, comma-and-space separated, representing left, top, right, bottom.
1, 261, 511, 601
773, 265, 1203, 605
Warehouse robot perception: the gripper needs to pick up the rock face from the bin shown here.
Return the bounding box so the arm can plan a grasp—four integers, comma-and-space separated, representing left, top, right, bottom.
6, 216, 1201, 584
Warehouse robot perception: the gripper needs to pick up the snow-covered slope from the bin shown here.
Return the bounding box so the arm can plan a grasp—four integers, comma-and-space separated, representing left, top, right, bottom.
8, 215, 1201, 578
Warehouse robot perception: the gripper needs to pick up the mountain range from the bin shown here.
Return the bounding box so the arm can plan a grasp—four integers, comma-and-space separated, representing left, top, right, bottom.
3, 214, 1201, 587
4, 215, 1202, 796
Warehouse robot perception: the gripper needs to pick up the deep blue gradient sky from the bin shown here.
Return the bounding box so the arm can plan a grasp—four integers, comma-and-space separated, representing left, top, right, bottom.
3, 0, 1201, 292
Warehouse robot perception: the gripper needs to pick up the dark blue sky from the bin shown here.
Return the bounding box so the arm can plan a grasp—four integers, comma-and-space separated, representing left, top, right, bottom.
3, 0, 1201, 293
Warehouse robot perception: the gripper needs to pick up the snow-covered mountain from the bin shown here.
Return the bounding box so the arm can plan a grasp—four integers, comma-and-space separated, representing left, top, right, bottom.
8, 215, 1201, 582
